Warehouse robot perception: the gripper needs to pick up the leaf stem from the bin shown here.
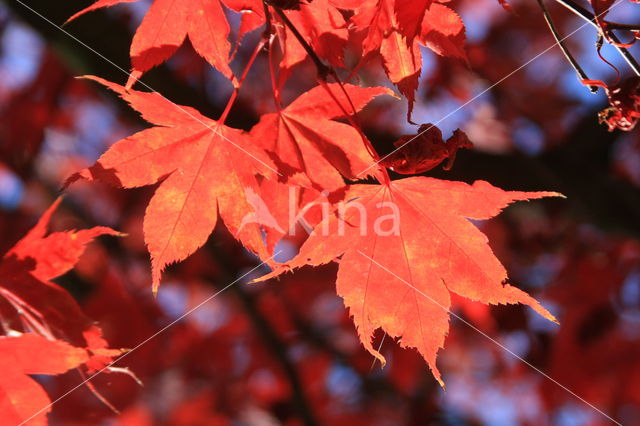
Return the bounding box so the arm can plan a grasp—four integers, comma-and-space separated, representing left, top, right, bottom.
271, 6, 332, 79
267, 35, 283, 109
268, 3, 390, 183
537, 0, 598, 93
219, 38, 267, 124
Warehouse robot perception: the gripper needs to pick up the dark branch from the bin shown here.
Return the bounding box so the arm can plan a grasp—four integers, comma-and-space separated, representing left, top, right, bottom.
207, 244, 319, 426
537, 0, 598, 93
552, 0, 640, 76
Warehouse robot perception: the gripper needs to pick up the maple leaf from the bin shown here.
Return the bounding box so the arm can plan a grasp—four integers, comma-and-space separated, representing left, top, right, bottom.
7, 198, 121, 283
379, 29, 422, 119
236, 0, 349, 74
394, 0, 434, 42
67, 0, 264, 88
345, 0, 421, 114
281, 0, 349, 71
0, 199, 131, 422
0, 333, 89, 426
0, 198, 122, 346
338, 0, 466, 119
257, 178, 561, 384
419, 3, 466, 60
250, 83, 394, 190
66, 76, 274, 293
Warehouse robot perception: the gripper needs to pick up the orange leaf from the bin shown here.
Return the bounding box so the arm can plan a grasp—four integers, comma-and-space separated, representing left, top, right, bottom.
0, 201, 130, 419
419, 3, 466, 60
0, 333, 89, 426
394, 0, 434, 42
278, 0, 349, 72
1, 198, 122, 350
67, 0, 264, 87
380, 30, 422, 119
250, 83, 394, 190
342, 0, 467, 119
7, 198, 121, 282
257, 178, 561, 384
67, 77, 274, 293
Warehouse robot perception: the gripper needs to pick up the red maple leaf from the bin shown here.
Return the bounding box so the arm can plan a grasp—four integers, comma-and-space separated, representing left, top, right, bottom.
250, 83, 393, 190
66, 77, 274, 293
275, 0, 350, 73
67, 0, 263, 88
0, 333, 89, 426
337, 0, 466, 119
0, 199, 131, 422
225, 0, 350, 76
394, 0, 434, 42
0, 198, 121, 347
344, 0, 420, 115
419, 3, 466, 60
7, 199, 121, 283
257, 178, 561, 384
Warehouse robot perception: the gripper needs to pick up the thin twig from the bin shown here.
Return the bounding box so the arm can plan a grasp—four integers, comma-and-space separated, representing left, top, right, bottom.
537, 0, 598, 92
552, 0, 640, 76
607, 22, 640, 31
267, 2, 390, 181
271, 6, 332, 79
219, 38, 267, 124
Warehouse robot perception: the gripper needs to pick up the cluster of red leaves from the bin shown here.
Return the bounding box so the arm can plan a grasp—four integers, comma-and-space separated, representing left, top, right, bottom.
62, 0, 557, 390
67, 0, 466, 119
340, 0, 467, 118
0, 199, 129, 424
0, 0, 570, 421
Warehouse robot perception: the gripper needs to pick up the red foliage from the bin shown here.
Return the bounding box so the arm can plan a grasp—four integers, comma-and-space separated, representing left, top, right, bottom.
2, 0, 640, 424
0, 199, 129, 423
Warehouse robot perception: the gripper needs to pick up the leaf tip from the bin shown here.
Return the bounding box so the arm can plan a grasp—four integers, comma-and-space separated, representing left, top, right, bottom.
251, 265, 290, 283
373, 351, 386, 368
537, 191, 566, 200
533, 302, 559, 325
